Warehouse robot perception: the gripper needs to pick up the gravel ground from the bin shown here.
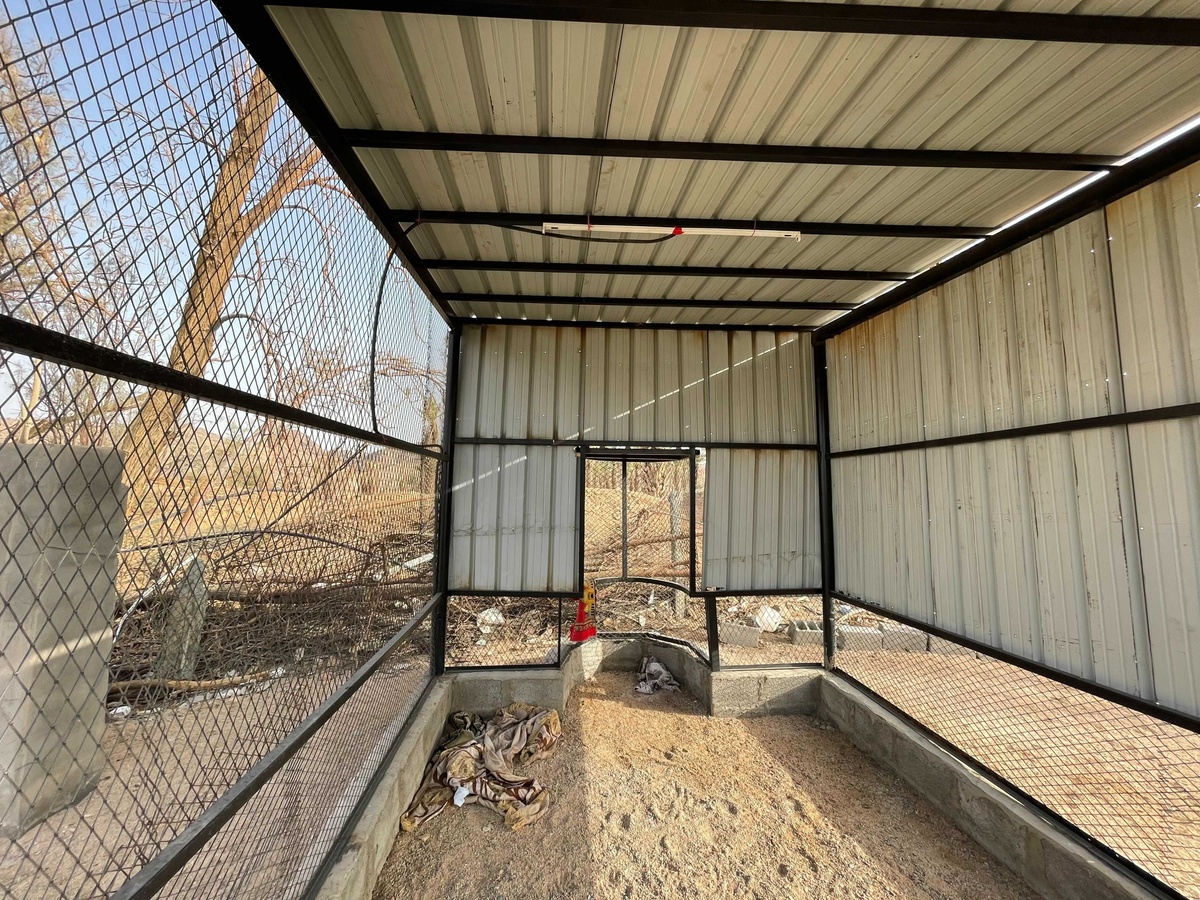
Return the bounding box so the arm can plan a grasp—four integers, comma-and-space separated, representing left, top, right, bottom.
374, 671, 1036, 900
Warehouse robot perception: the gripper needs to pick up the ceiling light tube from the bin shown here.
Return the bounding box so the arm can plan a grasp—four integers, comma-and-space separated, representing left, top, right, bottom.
543, 222, 802, 240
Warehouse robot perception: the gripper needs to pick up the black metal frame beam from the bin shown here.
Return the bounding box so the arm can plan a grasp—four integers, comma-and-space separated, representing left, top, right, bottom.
348, 130, 1116, 172
428, 259, 909, 281
397, 209, 991, 240
814, 339, 836, 669
430, 327, 462, 674
833, 591, 1200, 735
295, 1, 1200, 46
446, 293, 857, 312
0, 315, 445, 460
830, 672, 1186, 900
452, 317, 820, 333
454, 437, 818, 452
831, 401, 1200, 459
214, 3, 452, 322
817, 125, 1200, 339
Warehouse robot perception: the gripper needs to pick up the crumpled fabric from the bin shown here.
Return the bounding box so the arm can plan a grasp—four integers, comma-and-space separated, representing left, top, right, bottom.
636, 656, 680, 694
401, 702, 561, 832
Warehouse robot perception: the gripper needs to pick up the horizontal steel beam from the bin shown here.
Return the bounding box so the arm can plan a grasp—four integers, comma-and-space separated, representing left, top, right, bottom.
830, 401, 1200, 458
833, 591, 1200, 736
451, 317, 819, 333
816, 121, 1200, 339
444, 293, 857, 311
282, 1, 1200, 46
112, 595, 440, 898
0, 315, 445, 460
428, 259, 909, 281
348, 130, 1116, 171
396, 209, 991, 240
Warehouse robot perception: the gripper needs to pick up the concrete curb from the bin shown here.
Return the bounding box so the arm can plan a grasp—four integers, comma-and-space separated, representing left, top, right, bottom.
818, 674, 1159, 900
314, 679, 451, 900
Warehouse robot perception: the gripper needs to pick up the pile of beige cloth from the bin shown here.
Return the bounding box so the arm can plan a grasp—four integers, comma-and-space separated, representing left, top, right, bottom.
401, 703, 561, 831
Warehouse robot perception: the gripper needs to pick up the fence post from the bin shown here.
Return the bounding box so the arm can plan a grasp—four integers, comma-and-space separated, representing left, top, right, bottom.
814, 339, 836, 671
705, 594, 721, 672
431, 326, 462, 675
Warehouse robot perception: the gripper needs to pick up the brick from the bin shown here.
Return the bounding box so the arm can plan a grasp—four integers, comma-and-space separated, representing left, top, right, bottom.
718, 622, 762, 648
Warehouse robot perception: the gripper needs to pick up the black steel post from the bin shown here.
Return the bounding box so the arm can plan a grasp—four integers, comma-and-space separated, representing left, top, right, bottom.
814, 339, 836, 670
689, 448, 698, 596
705, 594, 721, 672
431, 327, 462, 675
621, 460, 629, 579
575, 446, 586, 592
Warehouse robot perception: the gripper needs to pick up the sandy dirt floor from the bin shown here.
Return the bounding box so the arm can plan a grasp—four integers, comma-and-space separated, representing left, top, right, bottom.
374, 671, 1036, 900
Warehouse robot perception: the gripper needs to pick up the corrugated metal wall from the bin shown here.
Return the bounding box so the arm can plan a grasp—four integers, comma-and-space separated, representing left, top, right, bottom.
449, 324, 819, 592
828, 161, 1200, 717
703, 449, 821, 592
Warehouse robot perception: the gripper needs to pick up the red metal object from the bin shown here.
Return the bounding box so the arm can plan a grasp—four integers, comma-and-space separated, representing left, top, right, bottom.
569, 581, 597, 642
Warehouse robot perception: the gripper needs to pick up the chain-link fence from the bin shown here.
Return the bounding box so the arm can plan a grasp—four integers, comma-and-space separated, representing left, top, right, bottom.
445, 595, 562, 668
833, 597, 1200, 898
714, 594, 823, 667
1, 0, 448, 895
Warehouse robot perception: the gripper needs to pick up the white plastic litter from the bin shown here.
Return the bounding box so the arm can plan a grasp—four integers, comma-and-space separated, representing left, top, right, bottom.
477, 607, 505, 628
753, 605, 784, 633
453, 785, 470, 807
636, 657, 680, 695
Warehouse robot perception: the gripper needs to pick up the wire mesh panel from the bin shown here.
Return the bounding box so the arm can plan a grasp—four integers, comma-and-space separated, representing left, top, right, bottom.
834, 599, 1200, 898
0, 353, 440, 897
583, 455, 707, 655
158, 618, 432, 899
2, 0, 447, 445
715, 594, 823, 667
0, 0, 448, 894
445, 596, 561, 667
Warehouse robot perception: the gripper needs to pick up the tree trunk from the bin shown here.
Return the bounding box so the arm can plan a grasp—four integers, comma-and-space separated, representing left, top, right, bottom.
121, 67, 319, 524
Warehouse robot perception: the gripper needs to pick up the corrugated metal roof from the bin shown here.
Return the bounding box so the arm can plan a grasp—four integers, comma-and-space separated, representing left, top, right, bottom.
267, 4, 1200, 325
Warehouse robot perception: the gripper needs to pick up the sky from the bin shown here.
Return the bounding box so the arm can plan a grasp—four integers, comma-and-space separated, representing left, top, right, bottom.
2, 0, 447, 448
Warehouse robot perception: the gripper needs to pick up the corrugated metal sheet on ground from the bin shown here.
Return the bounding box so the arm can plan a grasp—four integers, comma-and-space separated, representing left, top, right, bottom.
703, 449, 820, 592
455, 324, 816, 445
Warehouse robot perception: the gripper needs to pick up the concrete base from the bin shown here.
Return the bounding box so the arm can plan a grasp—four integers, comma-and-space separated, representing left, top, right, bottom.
314, 680, 451, 900
818, 674, 1156, 900
315, 653, 1158, 900
711, 668, 820, 717
453, 638, 713, 715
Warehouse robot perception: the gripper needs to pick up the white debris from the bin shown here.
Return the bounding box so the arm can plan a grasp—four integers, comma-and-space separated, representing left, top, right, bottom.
453, 785, 471, 807
110, 705, 132, 719
636, 657, 680, 694
753, 605, 784, 633
405, 552, 434, 571
476, 607, 505, 628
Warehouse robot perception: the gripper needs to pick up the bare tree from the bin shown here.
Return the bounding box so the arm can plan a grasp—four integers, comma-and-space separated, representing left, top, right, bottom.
121, 62, 330, 508
2, 26, 140, 443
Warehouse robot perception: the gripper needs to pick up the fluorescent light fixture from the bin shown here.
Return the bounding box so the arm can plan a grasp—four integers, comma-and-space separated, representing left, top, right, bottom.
543, 222, 803, 241
1116, 111, 1200, 165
